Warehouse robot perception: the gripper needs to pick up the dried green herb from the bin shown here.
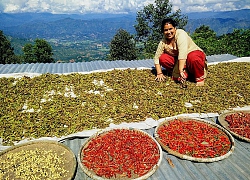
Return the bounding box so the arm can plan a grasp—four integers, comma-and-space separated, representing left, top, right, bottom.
0, 62, 249, 145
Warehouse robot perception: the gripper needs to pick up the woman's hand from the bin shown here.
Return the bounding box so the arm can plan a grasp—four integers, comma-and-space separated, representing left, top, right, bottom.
180, 70, 187, 86
155, 64, 166, 82
180, 71, 187, 79
179, 59, 186, 80
155, 73, 166, 82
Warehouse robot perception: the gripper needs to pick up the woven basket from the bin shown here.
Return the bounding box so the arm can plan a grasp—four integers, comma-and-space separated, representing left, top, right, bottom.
154, 117, 235, 162
0, 140, 77, 180
78, 127, 163, 180
218, 110, 250, 142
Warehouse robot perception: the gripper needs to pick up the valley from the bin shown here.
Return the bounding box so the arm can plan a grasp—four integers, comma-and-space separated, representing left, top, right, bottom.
2, 9, 250, 62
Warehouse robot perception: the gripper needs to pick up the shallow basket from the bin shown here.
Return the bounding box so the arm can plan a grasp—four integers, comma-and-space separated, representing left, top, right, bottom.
154, 117, 235, 162
78, 127, 163, 180
0, 140, 77, 180
218, 110, 250, 142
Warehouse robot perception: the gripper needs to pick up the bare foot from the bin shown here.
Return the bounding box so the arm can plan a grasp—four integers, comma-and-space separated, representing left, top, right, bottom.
196, 80, 205, 86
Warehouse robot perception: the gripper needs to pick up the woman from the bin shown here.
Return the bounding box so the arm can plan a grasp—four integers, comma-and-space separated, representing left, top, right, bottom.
154, 18, 207, 86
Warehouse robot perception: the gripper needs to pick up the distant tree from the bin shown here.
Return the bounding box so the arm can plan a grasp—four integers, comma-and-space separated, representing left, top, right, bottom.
23, 43, 35, 63
22, 39, 54, 63
108, 29, 137, 61
192, 25, 217, 39
33, 39, 54, 63
218, 29, 250, 57
0, 30, 19, 64
191, 26, 250, 57
134, 0, 188, 59
191, 25, 218, 55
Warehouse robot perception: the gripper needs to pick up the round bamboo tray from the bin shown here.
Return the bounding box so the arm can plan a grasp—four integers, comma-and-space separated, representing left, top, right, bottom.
218, 110, 250, 142
155, 117, 235, 162
78, 127, 163, 180
0, 140, 77, 180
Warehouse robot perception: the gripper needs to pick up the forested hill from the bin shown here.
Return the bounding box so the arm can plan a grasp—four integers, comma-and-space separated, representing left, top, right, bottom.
0, 9, 250, 41
187, 9, 250, 20
185, 9, 250, 35
0, 13, 136, 42
185, 17, 250, 35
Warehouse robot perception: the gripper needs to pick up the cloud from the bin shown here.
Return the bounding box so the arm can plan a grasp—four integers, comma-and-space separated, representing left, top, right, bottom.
5, 4, 20, 12
172, 0, 250, 12
0, 0, 249, 13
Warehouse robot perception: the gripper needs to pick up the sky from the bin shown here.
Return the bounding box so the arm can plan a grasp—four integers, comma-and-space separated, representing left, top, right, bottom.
0, 0, 249, 14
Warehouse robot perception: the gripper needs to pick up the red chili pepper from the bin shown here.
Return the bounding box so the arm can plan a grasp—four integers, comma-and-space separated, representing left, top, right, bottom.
225, 112, 250, 139
81, 129, 160, 179
157, 119, 231, 158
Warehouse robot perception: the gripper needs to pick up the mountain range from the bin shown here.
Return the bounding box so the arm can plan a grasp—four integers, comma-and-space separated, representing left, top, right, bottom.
1, 9, 250, 41
0, 9, 249, 61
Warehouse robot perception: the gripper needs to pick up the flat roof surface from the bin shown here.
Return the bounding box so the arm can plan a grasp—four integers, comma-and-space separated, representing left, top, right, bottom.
1, 54, 250, 180
61, 115, 250, 180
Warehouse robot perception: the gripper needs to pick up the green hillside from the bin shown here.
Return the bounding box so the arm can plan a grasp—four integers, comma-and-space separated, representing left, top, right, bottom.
3, 9, 250, 62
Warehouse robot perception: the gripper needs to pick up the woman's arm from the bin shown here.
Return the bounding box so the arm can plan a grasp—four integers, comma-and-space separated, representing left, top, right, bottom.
155, 63, 166, 81
178, 59, 186, 73
154, 41, 166, 81
154, 41, 165, 65
176, 30, 188, 75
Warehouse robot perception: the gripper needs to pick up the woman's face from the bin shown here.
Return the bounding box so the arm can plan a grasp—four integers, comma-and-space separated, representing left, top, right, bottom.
163, 23, 176, 40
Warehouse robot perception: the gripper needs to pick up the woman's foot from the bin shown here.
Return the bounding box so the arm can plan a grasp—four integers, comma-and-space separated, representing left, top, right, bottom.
196, 80, 205, 86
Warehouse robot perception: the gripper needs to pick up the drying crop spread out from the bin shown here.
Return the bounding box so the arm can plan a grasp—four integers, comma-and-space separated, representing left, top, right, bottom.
0, 142, 74, 179
225, 112, 250, 139
0, 62, 250, 145
81, 129, 160, 179
156, 119, 231, 158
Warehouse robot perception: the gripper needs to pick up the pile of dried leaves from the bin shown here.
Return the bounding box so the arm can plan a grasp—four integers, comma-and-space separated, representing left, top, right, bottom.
0, 62, 249, 145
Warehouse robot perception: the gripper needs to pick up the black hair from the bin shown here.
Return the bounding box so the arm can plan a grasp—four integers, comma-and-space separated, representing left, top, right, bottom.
161, 18, 177, 33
